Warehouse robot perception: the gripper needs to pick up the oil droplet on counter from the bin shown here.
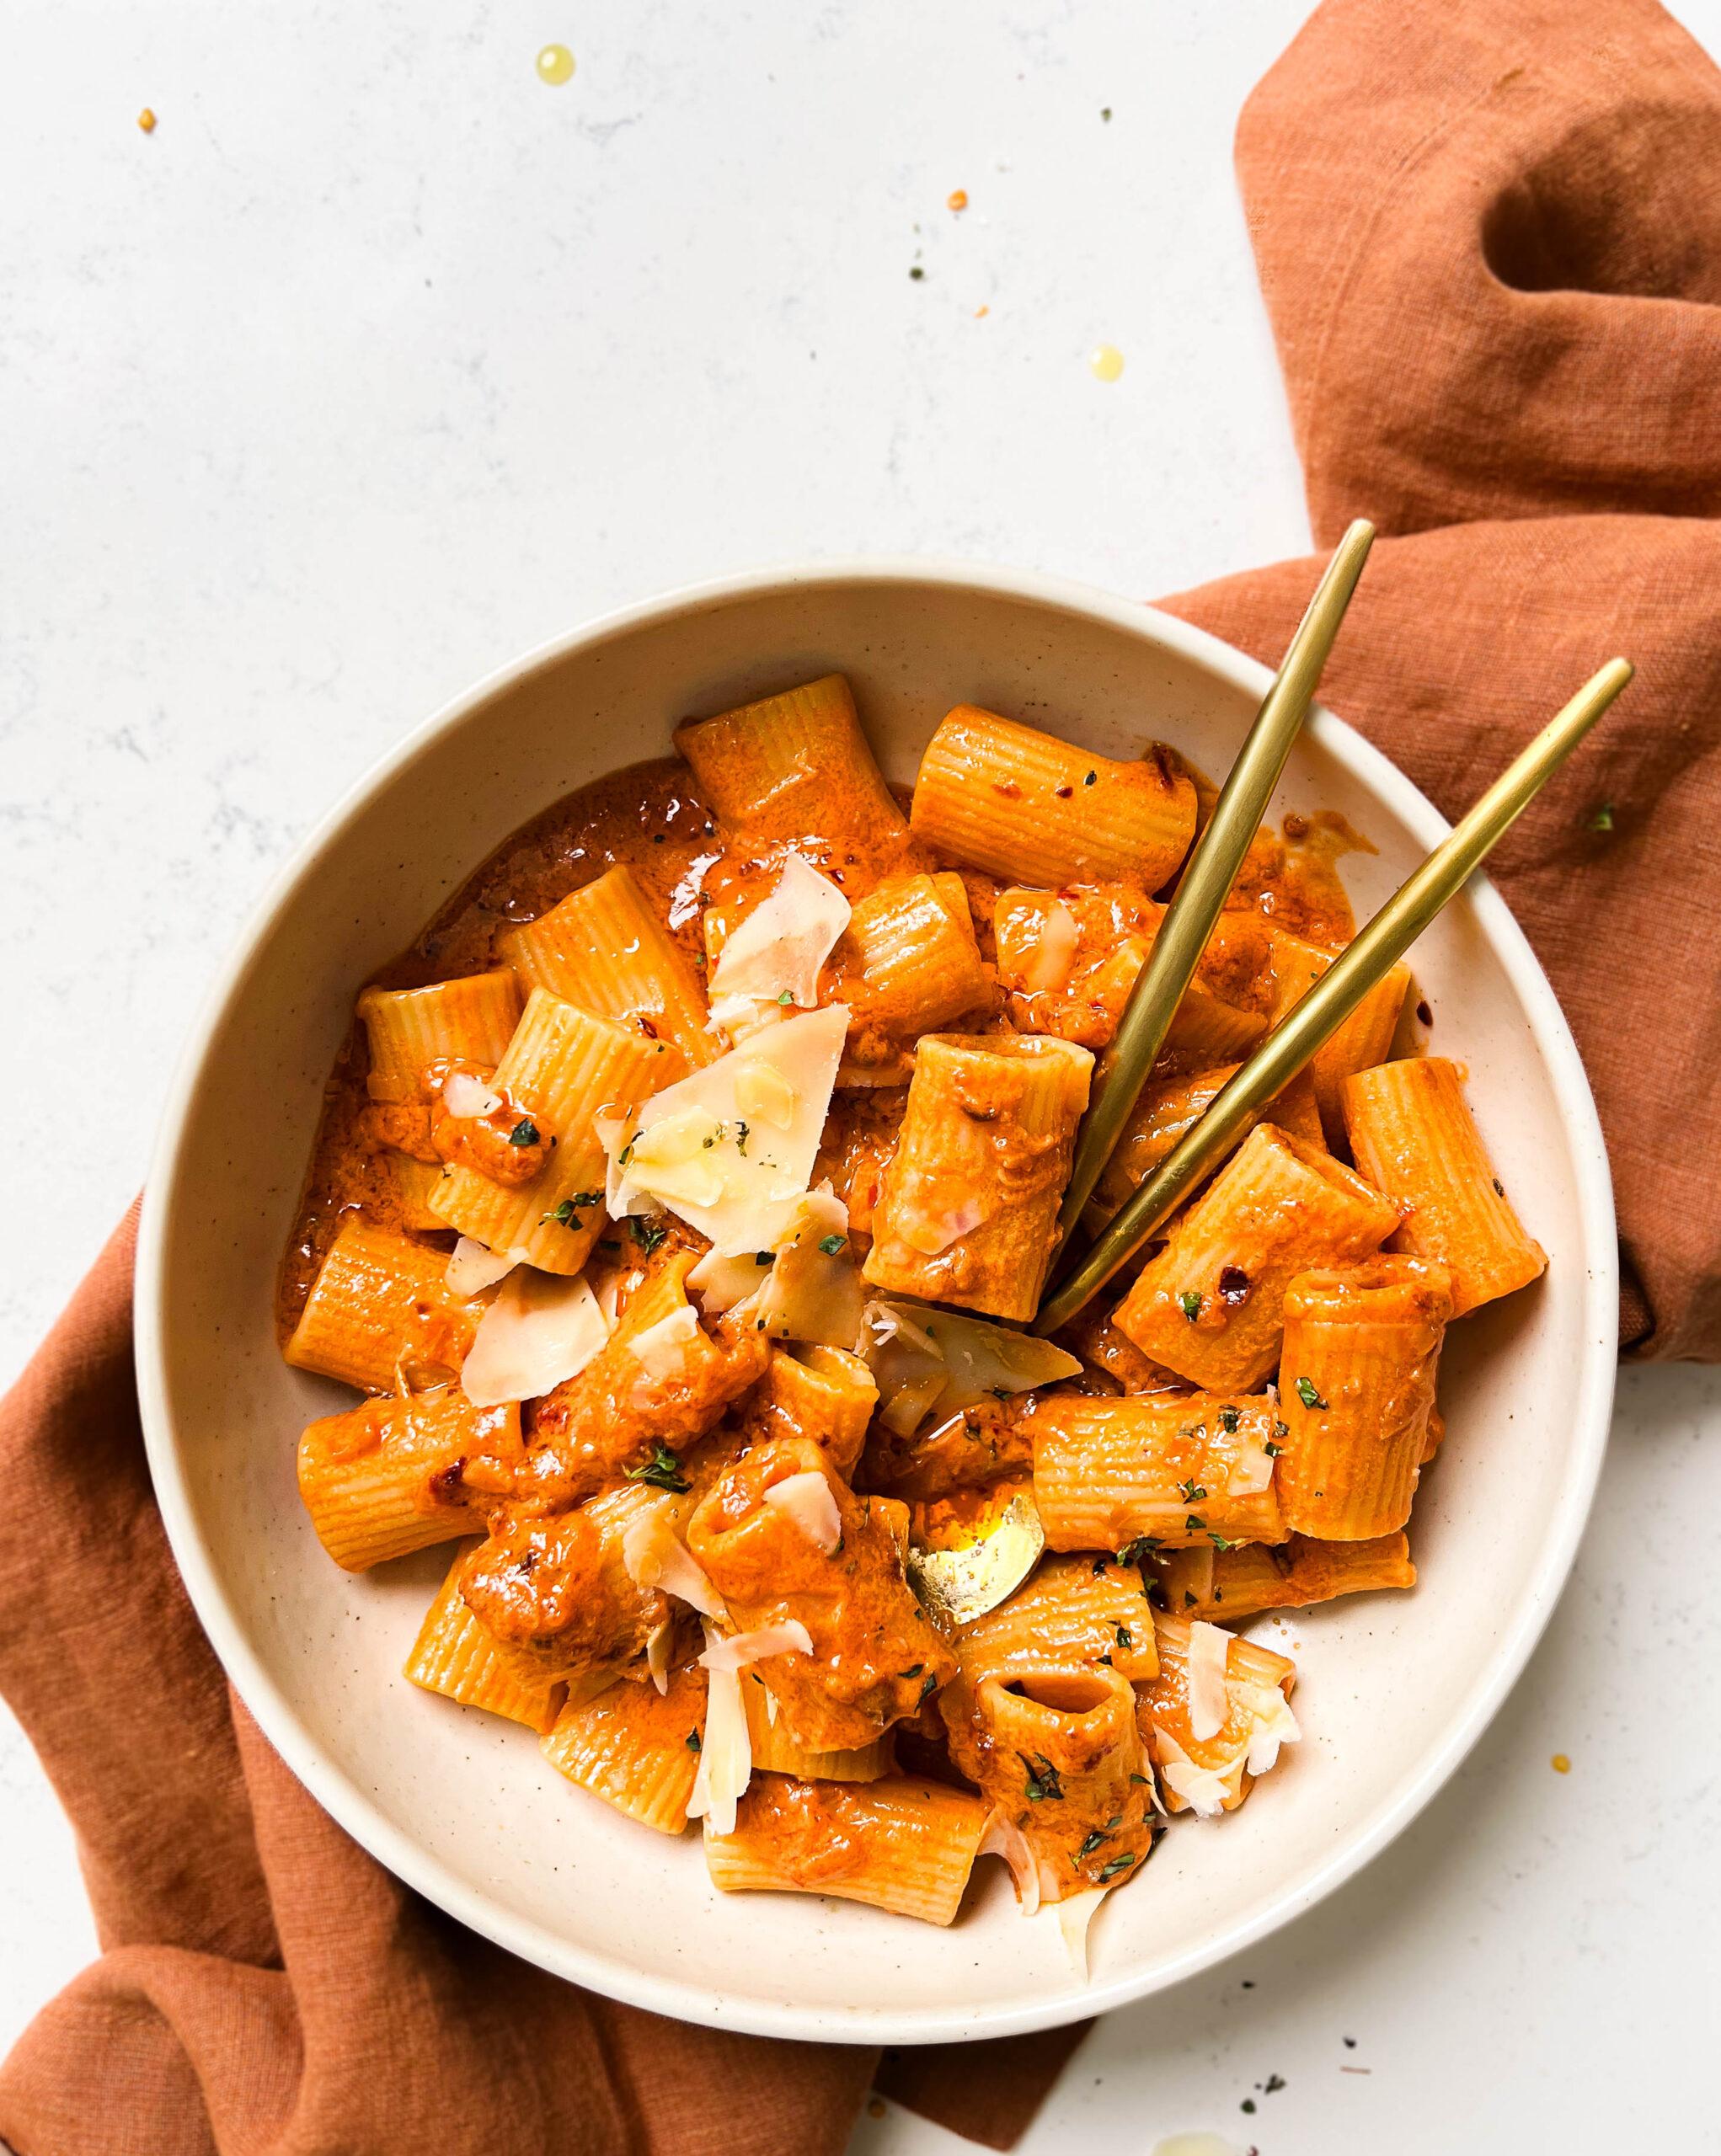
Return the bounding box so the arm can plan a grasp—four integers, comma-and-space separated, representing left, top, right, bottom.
947, 187, 969, 211
137, 107, 158, 132
536, 44, 576, 85
1152, 2136, 1243, 2156
1089, 343, 1125, 382
1552, 1752, 1571, 1773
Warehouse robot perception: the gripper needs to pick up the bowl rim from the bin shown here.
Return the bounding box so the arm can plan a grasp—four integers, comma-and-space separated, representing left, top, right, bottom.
134, 554, 1618, 2045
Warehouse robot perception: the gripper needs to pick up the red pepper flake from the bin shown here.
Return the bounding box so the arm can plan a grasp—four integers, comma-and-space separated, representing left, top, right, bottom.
637, 1016, 659, 1038
993, 780, 1022, 798
1217, 1264, 1251, 1305
1055, 782, 1074, 799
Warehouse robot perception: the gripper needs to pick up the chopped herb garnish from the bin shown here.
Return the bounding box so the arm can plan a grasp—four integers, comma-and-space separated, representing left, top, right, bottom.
1077, 1828, 1109, 1860
909, 264, 925, 280
818, 1233, 847, 1256
1589, 802, 1615, 832
686, 1729, 701, 1752
1114, 1623, 1133, 1649
1295, 1376, 1328, 1411
1274, 1418, 1290, 1440
543, 1191, 601, 1225
627, 1444, 690, 1493
901, 1664, 923, 1680
1178, 1478, 1207, 1503
1185, 1513, 1205, 1533
1217, 1406, 1240, 1434
1178, 1290, 1203, 1321
734, 1119, 750, 1155
1114, 1536, 1162, 1566
1208, 1530, 1237, 1551
1129, 1772, 1150, 1786
617, 1141, 634, 1168
1097, 1852, 1139, 1883
1263, 1440, 1283, 1458
1083, 770, 1098, 787
918, 1670, 938, 1704
508, 1118, 540, 1147
1021, 1753, 1065, 1802
628, 1216, 669, 1257
777, 990, 794, 1006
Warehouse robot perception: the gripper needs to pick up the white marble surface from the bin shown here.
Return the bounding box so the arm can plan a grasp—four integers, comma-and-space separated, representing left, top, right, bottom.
3, 2, 1718, 2148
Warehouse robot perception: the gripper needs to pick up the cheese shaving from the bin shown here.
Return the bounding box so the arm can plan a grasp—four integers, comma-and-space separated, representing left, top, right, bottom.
762, 1470, 843, 1554
460, 1268, 610, 1408
626, 1304, 701, 1376
1052, 1886, 1105, 1981
1024, 899, 1081, 993
1237, 1681, 1301, 1776
602, 1006, 848, 1253
445, 1236, 527, 1299
646, 1619, 674, 1696
755, 1190, 864, 1350
698, 1620, 815, 1674
620, 1503, 724, 1618
861, 1299, 1082, 1433
708, 856, 851, 1012
687, 1620, 751, 1835
1152, 1726, 1236, 1819
978, 1808, 1042, 1916
1187, 1621, 1232, 1744
441, 1070, 500, 1118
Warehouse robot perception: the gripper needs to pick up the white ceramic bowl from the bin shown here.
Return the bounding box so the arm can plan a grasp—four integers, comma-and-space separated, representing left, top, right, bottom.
136, 561, 1617, 2045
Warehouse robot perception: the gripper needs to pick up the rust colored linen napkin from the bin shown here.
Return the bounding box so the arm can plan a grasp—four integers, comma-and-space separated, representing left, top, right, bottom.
6, 0, 1721, 2150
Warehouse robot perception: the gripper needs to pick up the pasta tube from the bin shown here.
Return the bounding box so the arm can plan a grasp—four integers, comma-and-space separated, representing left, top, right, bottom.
834, 873, 992, 1083
1088, 1063, 1323, 1226
956, 1555, 1159, 1684
430, 989, 667, 1273
1030, 1391, 1286, 1553
542, 1652, 708, 1834
285, 1220, 488, 1393
939, 1662, 1156, 1902
405, 1540, 569, 1730
1275, 1257, 1452, 1538
1151, 1531, 1415, 1621
863, 1032, 1093, 1321
1341, 1057, 1547, 1315
704, 1774, 987, 1926
1138, 1614, 1299, 1817
496, 865, 715, 1078
910, 705, 1196, 890
741, 1677, 891, 1782
736, 1346, 879, 1481
297, 1393, 521, 1571
673, 675, 907, 844
357, 969, 523, 1105
1269, 933, 1410, 1145
1114, 1123, 1400, 1391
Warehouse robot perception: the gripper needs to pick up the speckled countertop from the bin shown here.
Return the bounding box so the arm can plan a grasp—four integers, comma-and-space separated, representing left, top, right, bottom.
5, 5, 1718, 2149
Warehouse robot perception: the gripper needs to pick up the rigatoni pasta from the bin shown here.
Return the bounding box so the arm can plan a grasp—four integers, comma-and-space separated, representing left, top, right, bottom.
1342, 1057, 1547, 1315
863, 1032, 1093, 1321
276, 660, 1542, 1940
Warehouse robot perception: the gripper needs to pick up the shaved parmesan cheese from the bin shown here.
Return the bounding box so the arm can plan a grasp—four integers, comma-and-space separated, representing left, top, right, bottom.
1152, 1726, 1234, 1819
687, 1244, 772, 1315
979, 1808, 1041, 1915
762, 1470, 842, 1554
445, 1236, 526, 1299
441, 1070, 500, 1118
687, 1621, 751, 1835
698, 1620, 815, 1674
755, 1190, 864, 1350
626, 1304, 701, 1377
708, 857, 851, 1012
603, 1006, 849, 1253
646, 1619, 674, 1695
1024, 899, 1081, 993
1237, 1681, 1301, 1776
460, 1269, 609, 1408
621, 1502, 724, 1618
862, 1299, 1082, 1433
1227, 1422, 1275, 1497
1052, 1887, 1105, 1981
1187, 1621, 1232, 1744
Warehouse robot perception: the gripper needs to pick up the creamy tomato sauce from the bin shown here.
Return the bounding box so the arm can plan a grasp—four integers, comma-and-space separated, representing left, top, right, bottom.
279, 750, 1360, 1344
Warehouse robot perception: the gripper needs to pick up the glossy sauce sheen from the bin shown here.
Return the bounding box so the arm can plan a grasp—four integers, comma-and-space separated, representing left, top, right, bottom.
279, 756, 1356, 1342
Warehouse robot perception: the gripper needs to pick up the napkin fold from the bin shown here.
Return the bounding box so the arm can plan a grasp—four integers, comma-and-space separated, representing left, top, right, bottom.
6, 0, 1721, 2149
